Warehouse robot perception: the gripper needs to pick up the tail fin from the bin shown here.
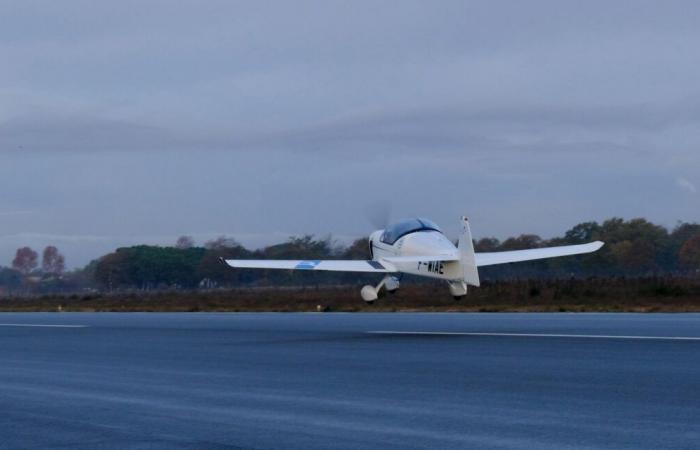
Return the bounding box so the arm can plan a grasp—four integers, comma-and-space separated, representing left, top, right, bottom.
458, 216, 480, 287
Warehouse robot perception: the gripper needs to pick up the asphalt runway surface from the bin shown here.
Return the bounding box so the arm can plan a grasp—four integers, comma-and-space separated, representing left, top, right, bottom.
0, 312, 698, 449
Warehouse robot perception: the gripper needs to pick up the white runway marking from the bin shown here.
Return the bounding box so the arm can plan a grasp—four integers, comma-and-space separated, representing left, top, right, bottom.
367, 331, 700, 341
0, 323, 87, 328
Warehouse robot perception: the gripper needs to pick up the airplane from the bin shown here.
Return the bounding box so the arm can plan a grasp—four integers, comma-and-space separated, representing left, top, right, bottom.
223, 216, 604, 304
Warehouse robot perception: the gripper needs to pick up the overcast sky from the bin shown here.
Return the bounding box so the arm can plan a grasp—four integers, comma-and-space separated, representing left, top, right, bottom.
1, 0, 699, 267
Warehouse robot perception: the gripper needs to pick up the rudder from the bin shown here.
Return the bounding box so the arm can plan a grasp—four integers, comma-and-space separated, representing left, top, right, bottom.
458, 216, 480, 287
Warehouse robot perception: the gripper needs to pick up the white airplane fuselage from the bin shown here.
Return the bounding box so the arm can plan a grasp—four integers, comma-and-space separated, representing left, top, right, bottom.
369, 229, 463, 281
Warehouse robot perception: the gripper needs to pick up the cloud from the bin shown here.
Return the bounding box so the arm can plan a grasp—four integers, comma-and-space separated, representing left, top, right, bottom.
0, 114, 222, 152
0, 210, 34, 217
3, 100, 699, 167
1, 1, 700, 267
676, 177, 698, 194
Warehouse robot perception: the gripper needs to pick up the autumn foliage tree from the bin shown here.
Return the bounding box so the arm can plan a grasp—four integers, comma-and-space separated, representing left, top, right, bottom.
679, 235, 700, 271
42, 246, 66, 275
94, 246, 206, 289
12, 247, 38, 275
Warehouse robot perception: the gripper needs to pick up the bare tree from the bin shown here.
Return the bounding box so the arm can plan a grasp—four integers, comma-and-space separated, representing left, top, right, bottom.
176, 235, 195, 249
204, 236, 239, 250
42, 246, 66, 275
12, 247, 38, 275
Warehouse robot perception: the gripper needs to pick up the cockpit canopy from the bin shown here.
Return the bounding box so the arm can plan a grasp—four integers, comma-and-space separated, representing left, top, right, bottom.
380, 218, 443, 245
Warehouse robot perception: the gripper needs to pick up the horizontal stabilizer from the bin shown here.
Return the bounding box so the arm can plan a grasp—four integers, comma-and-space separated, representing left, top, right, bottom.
382, 253, 459, 264
475, 241, 604, 267
223, 259, 397, 273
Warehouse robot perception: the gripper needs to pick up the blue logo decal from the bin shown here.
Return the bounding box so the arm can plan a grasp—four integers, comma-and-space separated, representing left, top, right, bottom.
295, 260, 321, 270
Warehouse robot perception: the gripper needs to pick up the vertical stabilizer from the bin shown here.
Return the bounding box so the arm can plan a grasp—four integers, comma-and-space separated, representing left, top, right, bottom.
458, 216, 480, 287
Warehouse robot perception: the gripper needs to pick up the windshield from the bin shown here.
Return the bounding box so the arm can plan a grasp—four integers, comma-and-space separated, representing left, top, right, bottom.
380, 218, 442, 245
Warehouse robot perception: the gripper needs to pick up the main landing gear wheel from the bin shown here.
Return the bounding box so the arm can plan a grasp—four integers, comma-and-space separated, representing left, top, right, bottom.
361, 285, 378, 303
448, 280, 467, 301
360, 275, 400, 304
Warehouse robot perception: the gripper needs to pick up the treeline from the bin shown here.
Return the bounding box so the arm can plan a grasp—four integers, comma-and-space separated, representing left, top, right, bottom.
0, 217, 699, 295
476, 218, 700, 280
89, 235, 371, 291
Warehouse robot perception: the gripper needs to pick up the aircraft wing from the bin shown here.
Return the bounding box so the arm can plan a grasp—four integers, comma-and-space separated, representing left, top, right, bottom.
223, 259, 398, 273
475, 241, 604, 267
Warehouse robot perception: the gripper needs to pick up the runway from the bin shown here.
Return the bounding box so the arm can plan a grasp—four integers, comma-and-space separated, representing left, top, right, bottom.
0, 313, 698, 449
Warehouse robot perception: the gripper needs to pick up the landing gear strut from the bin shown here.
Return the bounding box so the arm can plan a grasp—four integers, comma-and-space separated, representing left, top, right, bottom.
361, 275, 400, 304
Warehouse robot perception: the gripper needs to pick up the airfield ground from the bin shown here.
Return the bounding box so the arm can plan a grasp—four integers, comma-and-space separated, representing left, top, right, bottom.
0, 312, 698, 449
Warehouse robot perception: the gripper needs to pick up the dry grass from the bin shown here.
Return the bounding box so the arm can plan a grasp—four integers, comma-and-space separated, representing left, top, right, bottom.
1, 277, 700, 312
